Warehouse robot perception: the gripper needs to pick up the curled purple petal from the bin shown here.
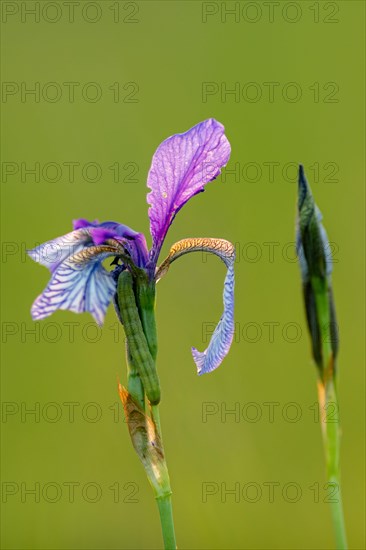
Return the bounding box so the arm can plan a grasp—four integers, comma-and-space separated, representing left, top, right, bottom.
155, 237, 235, 374
192, 262, 235, 375
147, 119, 231, 267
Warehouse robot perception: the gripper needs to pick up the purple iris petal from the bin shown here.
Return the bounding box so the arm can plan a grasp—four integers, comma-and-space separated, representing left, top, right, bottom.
155, 237, 235, 374
31, 246, 117, 325
28, 220, 149, 324
147, 119, 231, 267
74, 219, 149, 267
73, 218, 99, 230
192, 262, 235, 375
28, 228, 92, 273
90, 227, 122, 245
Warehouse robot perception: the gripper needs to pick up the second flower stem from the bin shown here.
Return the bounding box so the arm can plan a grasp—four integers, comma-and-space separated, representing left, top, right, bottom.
318, 381, 348, 550
313, 278, 347, 550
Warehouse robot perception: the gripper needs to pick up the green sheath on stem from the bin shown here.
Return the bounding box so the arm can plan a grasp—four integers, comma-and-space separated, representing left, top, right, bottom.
136, 279, 158, 361
117, 270, 161, 405
125, 341, 145, 411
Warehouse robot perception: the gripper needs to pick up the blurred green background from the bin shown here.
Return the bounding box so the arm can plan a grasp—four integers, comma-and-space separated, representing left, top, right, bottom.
1, 1, 365, 549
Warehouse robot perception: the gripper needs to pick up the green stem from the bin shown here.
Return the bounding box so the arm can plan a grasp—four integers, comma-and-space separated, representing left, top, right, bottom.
119, 273, 176, 548
318, 381, 348, 550
329, 476, 348, 550
139, 282, 176, 548
313, 277, 348, 550
151, 404, 176, 550
156, 494, 176, 550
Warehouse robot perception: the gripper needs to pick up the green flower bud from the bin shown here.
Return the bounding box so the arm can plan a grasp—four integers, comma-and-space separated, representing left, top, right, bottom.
296, 165, 338, 380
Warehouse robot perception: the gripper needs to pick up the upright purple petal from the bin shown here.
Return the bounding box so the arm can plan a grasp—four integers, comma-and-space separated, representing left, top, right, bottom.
147, 119, 231, 267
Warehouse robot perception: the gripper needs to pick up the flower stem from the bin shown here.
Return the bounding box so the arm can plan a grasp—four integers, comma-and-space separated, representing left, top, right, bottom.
318, 381, 348, 550
151, 404, 177, 550
156, 494, 176, 550
313, 278, 348, 550
119, 273, 176, 548
329, 479, 347, 550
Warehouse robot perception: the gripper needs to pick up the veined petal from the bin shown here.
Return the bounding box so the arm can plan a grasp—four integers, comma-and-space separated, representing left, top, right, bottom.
28, 228, 92, 272
29, 221, 149, 274
31, 245, 120, 325
156, 238, 235, 375
192, 263, 235, 375
147, 119, 231, 267
28, 220, 149, 324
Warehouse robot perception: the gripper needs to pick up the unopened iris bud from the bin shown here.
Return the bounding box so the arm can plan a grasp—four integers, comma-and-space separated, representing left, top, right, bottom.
296, 166, 347, 549
297, 165, 331, 281
296, 165, 338, 380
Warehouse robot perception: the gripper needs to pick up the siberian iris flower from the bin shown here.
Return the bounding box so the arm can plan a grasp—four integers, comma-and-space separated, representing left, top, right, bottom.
28, 119, 235, 549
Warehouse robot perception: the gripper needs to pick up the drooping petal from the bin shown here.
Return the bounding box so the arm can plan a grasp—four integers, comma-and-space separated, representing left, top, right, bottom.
28, 228, 92, 272
28, 219, 148, 324
31, 245, 120, 325
156, 238, 235, 375
147, 119, 231, 267
29, 221, 149, 275
192, 263, 235, 375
